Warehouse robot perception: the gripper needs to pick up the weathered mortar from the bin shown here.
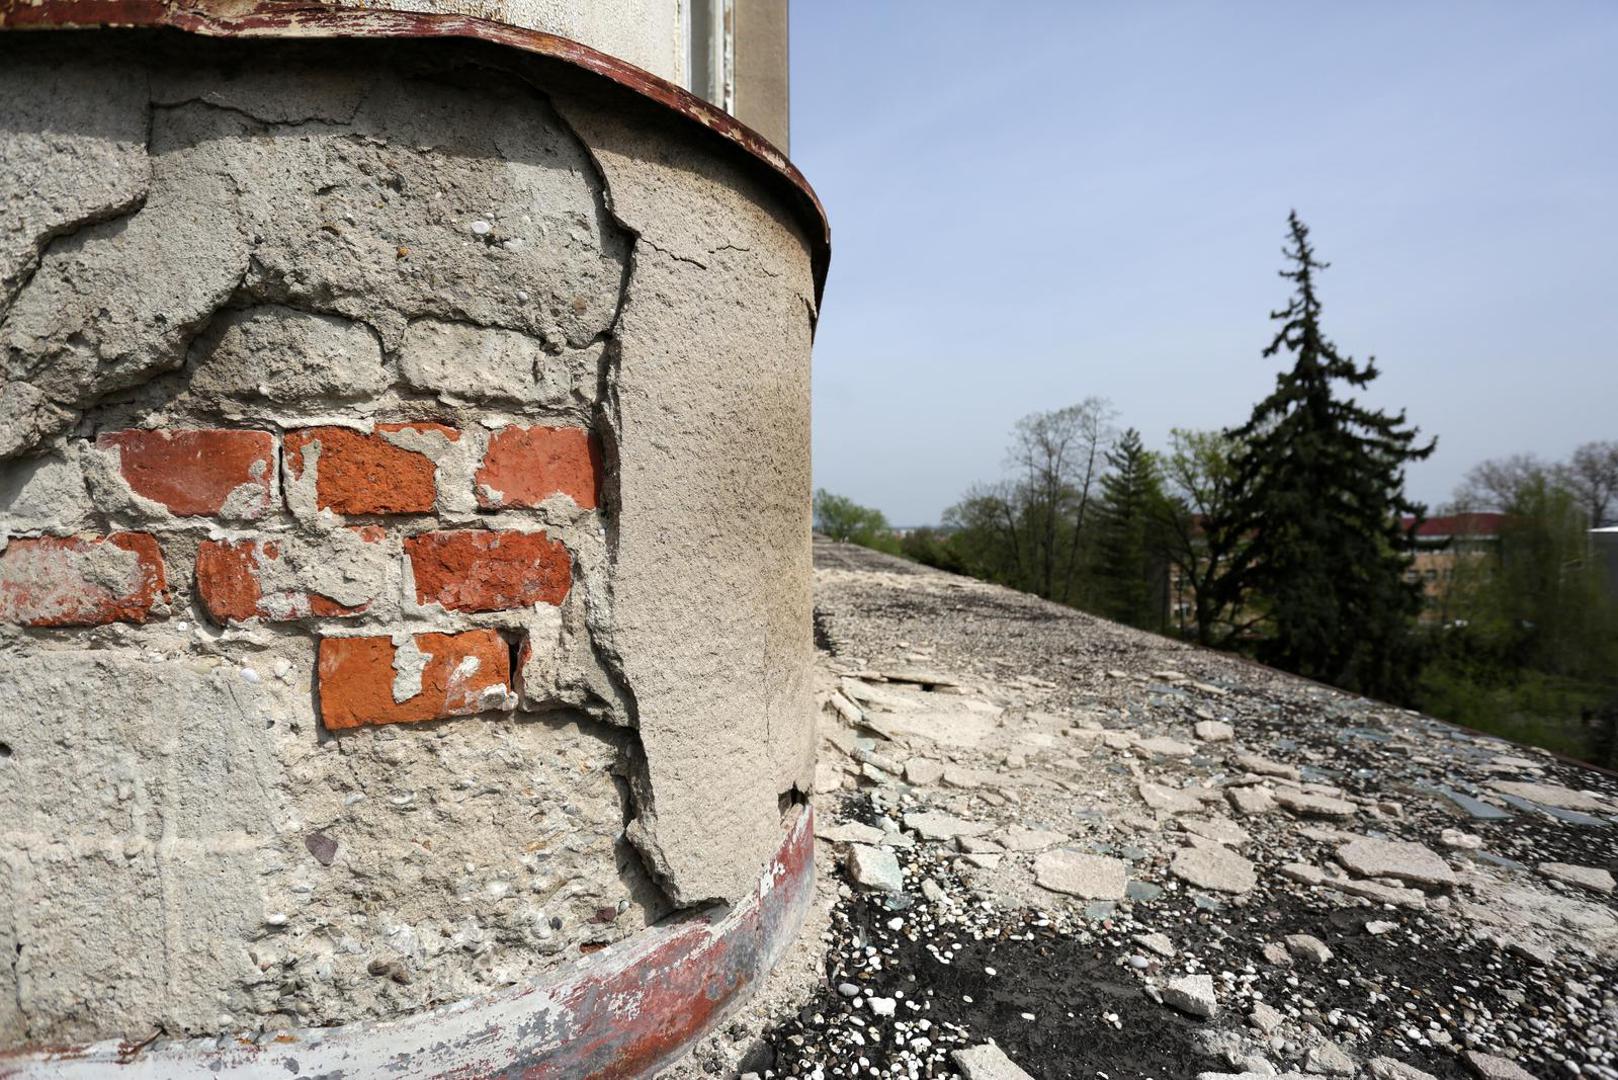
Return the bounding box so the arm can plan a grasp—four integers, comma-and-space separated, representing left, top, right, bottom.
0, 31, 818, 1051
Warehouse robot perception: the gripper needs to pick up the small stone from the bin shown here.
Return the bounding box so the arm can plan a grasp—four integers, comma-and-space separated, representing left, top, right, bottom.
837, 982, 860, 998
1170, 844, 1257, 894
904, 758, 945, 785
1462, 1050, 1540, 1080
952, 1043, 1036, 1080
1232, 753, 1300, 780
1227, 786, 1276, 816
868, 996, 896, 1017
1307, 1041, 1356, 1075
1248, 1001, 1284, 1033
1125, 880, 1163, 902
904, 811, 992, 842
1368, 1058, 1440, 1080
1136, 736, 1196, 759
1439, 828, 1483, 850
1002, 826, 1068, 852
1161, 973, 1218, 1019
1033, 850, 1128, 900
847, 844, 903, 892
1365, 920, 1397, 936
1537, 861, 1615, 895
1133, 932, 1175, 957
1337, 837, 1456, 888
817, 821, 887, 846
1194, 720, 1234, 742
1181, 815, 1250, 846
1274, 789, 1357, 818
1505, 938, 1555, 966
469, 219, 492, 235
1139, 781, 1203, 814
1283, 933, 1332, 963
304, 831, 338, 866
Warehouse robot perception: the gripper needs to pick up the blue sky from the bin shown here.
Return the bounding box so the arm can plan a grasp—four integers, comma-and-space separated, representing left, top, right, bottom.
790, 3, 1618, 526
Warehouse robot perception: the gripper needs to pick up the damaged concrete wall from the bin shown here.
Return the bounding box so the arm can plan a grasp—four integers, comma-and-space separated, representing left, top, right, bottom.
0, 33, 816, 1049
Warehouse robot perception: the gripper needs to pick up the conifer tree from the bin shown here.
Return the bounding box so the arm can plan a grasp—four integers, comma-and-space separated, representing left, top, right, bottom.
1094, 428, 1170, 630
1212, 213, 1435, 698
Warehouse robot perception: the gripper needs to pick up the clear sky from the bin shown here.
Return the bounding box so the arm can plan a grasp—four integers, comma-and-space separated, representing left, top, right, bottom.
789, 3, 1618, 526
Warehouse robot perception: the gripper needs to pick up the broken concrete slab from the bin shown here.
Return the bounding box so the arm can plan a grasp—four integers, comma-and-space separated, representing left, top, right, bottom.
1170, 844, 1257, 894
1033, 850, 1128, 900
1337, 836, 1457, 888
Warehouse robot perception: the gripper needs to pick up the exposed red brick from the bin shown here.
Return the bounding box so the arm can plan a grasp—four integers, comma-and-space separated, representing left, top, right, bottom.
284, 423, 459, 515
317, 629, 511, 730
476, 426, 601, 510
97, 429, 275, 518
405, 529, 571, 612
0, 533, 166, 626
196, 527, 384, 624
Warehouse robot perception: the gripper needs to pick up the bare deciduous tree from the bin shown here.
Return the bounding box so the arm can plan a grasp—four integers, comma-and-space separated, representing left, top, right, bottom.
1451, 453, 1549, 513
1562, 440, 1618, 528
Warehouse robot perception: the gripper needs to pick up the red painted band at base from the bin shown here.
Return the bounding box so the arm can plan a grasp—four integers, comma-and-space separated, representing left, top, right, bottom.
0, 806, 814, 1079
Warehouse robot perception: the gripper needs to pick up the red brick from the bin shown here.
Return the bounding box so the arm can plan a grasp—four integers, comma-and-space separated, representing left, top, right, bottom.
317, 629, 511, 730
97, 429, 275, 518
405, 529, 571, 612
284, 423, 459, 515
0, 533, 166, 626
476, 426, 601, 510
196, 527, 384, 624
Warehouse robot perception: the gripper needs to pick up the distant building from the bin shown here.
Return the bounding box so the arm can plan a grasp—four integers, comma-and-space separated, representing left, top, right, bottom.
1403, 513, 1508, 623
1165, 512, 1511, 633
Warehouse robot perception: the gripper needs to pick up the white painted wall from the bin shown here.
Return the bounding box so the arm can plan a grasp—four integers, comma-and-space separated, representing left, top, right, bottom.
362, 0, 690, 85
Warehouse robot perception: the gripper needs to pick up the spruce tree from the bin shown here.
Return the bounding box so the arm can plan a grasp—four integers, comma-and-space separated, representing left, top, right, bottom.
1094, 428, 1170, 630
1213, 213, 1435, 698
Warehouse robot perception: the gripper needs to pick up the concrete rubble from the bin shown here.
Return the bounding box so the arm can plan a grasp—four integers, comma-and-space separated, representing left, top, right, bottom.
661, 539, 1618, 1080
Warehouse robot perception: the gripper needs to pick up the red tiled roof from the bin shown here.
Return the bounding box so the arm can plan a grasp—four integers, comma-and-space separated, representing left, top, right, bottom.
1402, 513, 1508, 539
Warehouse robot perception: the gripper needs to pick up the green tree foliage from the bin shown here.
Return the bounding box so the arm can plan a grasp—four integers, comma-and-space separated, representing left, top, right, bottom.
898, 527, 971, 575
1419, 470, 1618, 761
813, 489, 900, 554
1158, 428, 1246, 645
1092, 428, 1171, 629
1212, 213, 1435, 699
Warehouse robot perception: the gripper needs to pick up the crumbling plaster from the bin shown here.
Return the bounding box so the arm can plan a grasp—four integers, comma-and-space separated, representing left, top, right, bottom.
0, 34, 817, 1047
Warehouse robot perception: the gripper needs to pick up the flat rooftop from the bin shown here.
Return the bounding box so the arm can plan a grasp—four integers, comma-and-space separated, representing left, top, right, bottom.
669, 538, 1618, 1080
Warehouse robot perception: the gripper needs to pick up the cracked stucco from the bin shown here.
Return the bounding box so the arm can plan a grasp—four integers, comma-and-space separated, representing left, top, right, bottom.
0, 33, 817, 1049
